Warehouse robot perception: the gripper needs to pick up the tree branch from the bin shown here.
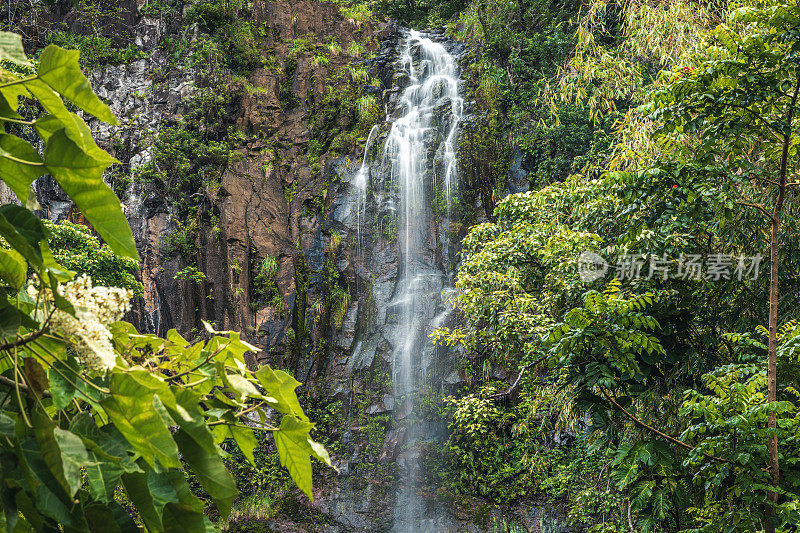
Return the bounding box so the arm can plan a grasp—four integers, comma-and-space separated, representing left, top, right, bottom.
726, 102, 784, 142
0, 327, 49, 353
0, 375, 50, 398
489, 354, 547, 400
598, 387, 729, 464
738, 201, 775, 221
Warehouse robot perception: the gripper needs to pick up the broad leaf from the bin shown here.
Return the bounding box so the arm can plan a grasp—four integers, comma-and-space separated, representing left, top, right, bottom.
30, 413, 81, 499
35, 112, 113, 162
43, 129, 138, 260
0, 205, 46, 267
48, 358, 77, 411
37, 45, 118, 125
84, 503, 122, 533
52, 428, 91, 497
101, 373, 180, 469
224, 372, 262, 402
162, 504, 216, 533
173, 429, 237, 518
0, 248, 26, 290
0, 32, 31, 66
0, 300, 21, 340
0, 134, 46, 203
167, 389, 237, 517
122, 465, 207, 533
274, 416, 315, 500
121, 470, 165, 533
255, 366, 308, 420
231, 425, 257, 465
70, 414, 133, 503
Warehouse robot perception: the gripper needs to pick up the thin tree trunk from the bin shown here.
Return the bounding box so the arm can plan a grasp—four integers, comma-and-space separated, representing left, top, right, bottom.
766, 170, 782, 533
765, 73, 800, 533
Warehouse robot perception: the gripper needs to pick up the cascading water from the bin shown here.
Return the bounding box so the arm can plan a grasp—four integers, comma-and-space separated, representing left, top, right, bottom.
355, 29, 464, 531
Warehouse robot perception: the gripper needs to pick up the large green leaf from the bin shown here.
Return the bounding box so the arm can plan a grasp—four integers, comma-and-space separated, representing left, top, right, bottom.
43, 129, 138, 260
230, 425, 257, 465
107, 500, 140, 533
120, 470, 164, 533
84, 503, 122, 533
0, 205, 46, 267
0, 32, 31, 66
0, 300, 21, 340
167, 389, 237, 517
83, 499, 142, 533
274, 416, 314, 500
69, 414, 140, 474
0, 248, 26, 290
122, 464, 207, 533
51, 428, 91, 497
32, 412, 91, 500
69, 414, 133, 503
162, 504, 216, 533
23, 80, 102, 154
224, 372, 262, 402
35, 112, 113, 162
101, 372, 180, 469
172, 429, 237, 518
0, 412, 15, 437
0, 134, 46, 203
47, 359, 77, 411
652, 489, 669, 520
255, 366, 308, 420
36, 45, 118, 125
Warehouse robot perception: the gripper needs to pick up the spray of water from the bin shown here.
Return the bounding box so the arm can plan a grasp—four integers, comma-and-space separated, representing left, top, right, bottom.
352, 27, 462, 530
385, 29, 463, 531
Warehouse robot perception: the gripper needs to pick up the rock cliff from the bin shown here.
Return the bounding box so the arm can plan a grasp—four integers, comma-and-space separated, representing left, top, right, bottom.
10, 1, 548, 530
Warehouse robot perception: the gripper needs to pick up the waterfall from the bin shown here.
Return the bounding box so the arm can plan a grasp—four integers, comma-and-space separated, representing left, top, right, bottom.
387, 30, 462, 395
355, 29, 464, 531
354, 124, 379, 248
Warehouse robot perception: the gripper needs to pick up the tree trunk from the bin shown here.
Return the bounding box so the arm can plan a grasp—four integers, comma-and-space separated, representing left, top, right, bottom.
764, 74, 800, 533
766, 187, 781, 533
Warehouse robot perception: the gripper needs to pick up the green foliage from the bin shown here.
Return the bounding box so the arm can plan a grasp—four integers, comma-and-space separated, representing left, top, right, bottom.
310, 60, 384, 157
440, 385, 610, 505
45, 220, 143, 296
252, 256, 288, 317
369, 0, 469, 28
0, 33, 328, 531
37, 0, 146, 69
45, 31, 146, 69
186, 0, 262, 73
138, 0, 183, 18
279, 57, 301, 111
175, 265, 208, 284
441, 0, 800, 529
136, 87, 236, 257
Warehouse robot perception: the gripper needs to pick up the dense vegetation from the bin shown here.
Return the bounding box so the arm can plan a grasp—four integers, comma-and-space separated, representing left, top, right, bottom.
0, 33, 327, 532
4, 0, 800, 530
427, 0, 800, 530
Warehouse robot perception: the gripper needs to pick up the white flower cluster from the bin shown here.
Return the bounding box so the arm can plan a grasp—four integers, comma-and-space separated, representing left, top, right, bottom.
30, 275, 133, 371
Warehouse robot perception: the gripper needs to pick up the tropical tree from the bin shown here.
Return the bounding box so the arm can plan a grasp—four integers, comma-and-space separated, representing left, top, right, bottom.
649, 4, 800, 528
0, 32, 328, 531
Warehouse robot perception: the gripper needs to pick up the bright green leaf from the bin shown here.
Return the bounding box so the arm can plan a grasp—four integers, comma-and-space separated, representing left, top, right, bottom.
43, 129, 138, 260
274, 416, 315, 500
37, 45, 118, 125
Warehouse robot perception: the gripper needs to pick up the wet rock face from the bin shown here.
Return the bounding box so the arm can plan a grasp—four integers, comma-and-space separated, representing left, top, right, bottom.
19, 3, 536, 530
27, 0, 384, 344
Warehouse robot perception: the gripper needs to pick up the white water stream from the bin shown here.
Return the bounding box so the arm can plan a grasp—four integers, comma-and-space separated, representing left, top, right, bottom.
354, 29, 464, 531
386, 30, 463, 395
